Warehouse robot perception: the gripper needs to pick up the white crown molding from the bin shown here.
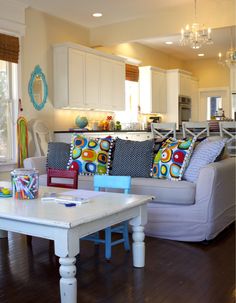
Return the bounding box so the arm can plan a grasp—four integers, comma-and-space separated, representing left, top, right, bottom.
0, 19, 26, 36
0, 0, 27, 36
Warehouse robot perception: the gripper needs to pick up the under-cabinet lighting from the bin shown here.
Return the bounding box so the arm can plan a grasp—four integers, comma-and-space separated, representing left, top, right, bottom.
165, 41, 173, 45
198, 53, 205, 56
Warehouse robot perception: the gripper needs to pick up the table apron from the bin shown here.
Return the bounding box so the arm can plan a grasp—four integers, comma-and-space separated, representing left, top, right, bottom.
0, 204, 147, 257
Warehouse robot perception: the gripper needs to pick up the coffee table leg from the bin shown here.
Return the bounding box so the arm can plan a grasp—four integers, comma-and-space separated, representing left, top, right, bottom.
59, 257, 77, 303
132, 225, 145, 268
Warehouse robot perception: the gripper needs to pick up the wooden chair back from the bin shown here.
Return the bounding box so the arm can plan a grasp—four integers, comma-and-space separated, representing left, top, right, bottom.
32, 120, 53, 156
47, 168, 78, 189
94, 175, 131, 194
151, 122, 176, 139
219, 121, 236, 156
182, 121, 210, 138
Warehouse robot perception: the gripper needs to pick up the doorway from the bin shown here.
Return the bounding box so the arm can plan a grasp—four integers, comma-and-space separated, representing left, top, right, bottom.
199, 88, 230, 121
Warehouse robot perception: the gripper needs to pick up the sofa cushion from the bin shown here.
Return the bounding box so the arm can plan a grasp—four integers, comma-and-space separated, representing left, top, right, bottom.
183, 137, 226, 183
152, 137, 195, 181
110, 138, 154, 178
131, 177, 196, 205
47, 142, 71, 170
39, 173, 195, 205
67, 134, 113, 175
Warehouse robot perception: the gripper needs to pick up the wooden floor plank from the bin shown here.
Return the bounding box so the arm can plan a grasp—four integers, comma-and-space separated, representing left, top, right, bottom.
0, 224, 235, 303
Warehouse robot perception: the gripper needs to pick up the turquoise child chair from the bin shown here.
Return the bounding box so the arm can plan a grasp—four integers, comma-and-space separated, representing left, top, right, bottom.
83, 175, 131, 260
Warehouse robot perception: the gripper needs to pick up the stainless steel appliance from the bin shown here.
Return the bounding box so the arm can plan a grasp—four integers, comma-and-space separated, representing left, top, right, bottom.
179, 96, 191, 127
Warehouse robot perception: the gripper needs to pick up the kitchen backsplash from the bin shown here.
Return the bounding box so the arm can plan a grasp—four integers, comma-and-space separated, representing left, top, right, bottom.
54, 108, 163, 131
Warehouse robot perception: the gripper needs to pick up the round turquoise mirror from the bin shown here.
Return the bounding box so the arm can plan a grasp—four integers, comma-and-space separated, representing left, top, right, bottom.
28, 65, 48, 111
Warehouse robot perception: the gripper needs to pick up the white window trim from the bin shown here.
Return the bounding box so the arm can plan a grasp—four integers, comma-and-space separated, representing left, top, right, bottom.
0, 32, 22, 168
0, 162, 16, 172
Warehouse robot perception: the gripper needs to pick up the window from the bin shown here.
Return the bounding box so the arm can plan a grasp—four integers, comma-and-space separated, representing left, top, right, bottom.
115, 80, 139, 126
115, 64, 139, 128
0, 60, 18, 163
0, 32, 19, 164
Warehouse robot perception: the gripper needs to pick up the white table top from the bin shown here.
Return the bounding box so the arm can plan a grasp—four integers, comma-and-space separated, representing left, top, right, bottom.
0, 187, 153, 229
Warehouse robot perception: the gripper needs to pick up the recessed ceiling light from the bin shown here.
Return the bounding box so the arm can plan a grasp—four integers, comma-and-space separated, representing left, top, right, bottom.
165, 41, 173, 45
198, 53, 205, 57
92, 13, 103, 18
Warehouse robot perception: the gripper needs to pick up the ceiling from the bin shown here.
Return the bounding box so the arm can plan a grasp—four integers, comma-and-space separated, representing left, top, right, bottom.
14, 0, 236, 61
136, 26, 236, 60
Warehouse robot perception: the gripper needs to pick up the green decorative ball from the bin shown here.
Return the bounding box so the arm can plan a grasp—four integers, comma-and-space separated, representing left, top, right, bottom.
75, 116, 88, 129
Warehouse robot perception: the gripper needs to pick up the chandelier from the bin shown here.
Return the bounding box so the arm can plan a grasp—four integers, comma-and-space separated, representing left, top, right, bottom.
218, 26, 236, 68
180, 0, 213, 49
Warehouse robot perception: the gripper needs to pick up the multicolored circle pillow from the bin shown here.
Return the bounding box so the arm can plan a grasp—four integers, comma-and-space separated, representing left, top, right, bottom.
67, 134, 113, 175
152, 137, 196, 181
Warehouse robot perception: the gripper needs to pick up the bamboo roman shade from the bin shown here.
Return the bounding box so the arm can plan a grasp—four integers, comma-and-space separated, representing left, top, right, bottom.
0, 33, 19, 63
126, 64, 139, 82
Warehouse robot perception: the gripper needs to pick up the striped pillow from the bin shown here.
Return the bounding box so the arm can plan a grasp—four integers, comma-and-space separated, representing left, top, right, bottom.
183, 137, 226, 182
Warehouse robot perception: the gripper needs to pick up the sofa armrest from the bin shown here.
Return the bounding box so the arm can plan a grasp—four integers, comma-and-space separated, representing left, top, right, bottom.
195, 158, 235, 221
23, 156, 47, 175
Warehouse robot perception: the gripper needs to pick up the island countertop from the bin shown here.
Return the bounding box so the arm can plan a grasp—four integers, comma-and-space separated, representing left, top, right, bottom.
54, 129, 151, 133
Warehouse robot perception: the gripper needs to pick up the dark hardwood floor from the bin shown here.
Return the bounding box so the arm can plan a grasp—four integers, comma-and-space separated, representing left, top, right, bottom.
0, 225, 235, 303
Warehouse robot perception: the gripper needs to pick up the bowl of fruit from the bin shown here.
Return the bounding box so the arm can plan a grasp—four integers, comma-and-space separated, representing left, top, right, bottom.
0, 181, 12, 198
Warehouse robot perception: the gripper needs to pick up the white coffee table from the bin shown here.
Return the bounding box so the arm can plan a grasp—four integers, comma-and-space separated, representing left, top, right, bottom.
0, 187, 153, 303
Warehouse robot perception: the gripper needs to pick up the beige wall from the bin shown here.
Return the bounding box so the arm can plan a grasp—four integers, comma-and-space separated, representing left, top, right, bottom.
21, 8, 90, 130
183, 58, 230, 88
96, 42, 185, 70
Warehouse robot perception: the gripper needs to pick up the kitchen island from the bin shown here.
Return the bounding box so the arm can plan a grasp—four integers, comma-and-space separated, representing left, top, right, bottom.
54, 130, 153, 143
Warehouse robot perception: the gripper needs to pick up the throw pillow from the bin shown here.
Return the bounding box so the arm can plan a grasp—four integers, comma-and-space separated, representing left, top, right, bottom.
152, 137, 195, 181
67, 134, 113, 175
110, 138, 154, 178
47, 142, 71, 170
153, 137, 167, 154
183, 137, 226, 183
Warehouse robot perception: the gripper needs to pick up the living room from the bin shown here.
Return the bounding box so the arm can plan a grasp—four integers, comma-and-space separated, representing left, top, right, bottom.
0, 0, 235, 302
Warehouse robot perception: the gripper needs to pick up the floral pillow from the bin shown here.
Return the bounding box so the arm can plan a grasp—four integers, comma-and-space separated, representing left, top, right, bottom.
152, 137, 195, 181
67, 134, 113, 175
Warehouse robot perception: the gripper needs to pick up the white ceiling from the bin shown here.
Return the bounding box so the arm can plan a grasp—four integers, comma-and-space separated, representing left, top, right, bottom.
15, 0, 191, 28
14, 0, 235, 61
136, 26, 236, 60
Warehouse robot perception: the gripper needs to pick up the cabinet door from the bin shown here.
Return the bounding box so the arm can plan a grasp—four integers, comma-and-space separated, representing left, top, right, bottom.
180, 73, 191, 97
68, 48, 85, 107
190, 79, 199, 121
100, 58, 113, 110
112, 61, 125, 110
53, 46, 69, 108
152, 70, 167, 113
158, 71, 167, 113
85, 53, 100, 108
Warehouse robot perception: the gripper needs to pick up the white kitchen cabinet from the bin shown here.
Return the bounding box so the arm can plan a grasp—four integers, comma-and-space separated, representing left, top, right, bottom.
100, 58, 125, 111
53, 43, 125, 110
179, 72, 192, 97
85, 53, 100, 108
139, 66, 167, 114
112, 61, 126, 110
166, 69, 198, 128
230, 65, 236, 93
53, 47, 86, 108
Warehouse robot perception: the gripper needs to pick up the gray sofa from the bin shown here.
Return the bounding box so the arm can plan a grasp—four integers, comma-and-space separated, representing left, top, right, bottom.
24, 156, 235, 241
